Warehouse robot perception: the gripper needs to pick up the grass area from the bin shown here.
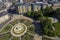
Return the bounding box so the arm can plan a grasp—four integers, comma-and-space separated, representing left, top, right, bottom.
53, 22, 60, 37
21, 33, 33, 40
1, 24, 12, 33
10, 18, 32, 26
11, 37, 20, 40
10, 20, 18, 26
19, 19, 26, 23
42, 37, 54, 40
19, 19, 32, 26
0, 33, 11, 40
10, 19, 32, 26
27, 25, 36, 34
24, 20, 32, 26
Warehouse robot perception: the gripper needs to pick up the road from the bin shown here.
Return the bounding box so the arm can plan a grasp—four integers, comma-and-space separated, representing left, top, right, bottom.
0, 6, 9, 13
0, 13, 13, 29
0, 12, 7, 17
0, 3, 13, 29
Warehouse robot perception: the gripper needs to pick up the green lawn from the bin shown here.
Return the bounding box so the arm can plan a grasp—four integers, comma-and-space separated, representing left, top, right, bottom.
10, 20, 18, 26
19, 19, 32, 26
21, 33, 33, 40
1, 24, 12, 33
54, 22, 60, 37
0, 33, 11, 40
42, 37, 54, 40
11, 37, 20, 40
24, 21, 32, 26
27, 25, 35, 34
19, 19, 26, 23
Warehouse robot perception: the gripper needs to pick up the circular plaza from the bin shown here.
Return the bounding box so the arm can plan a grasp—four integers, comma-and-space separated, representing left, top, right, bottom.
11, 23, 27, 37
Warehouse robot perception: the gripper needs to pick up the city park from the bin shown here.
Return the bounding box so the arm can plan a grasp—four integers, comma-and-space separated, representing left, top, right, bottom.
0, 1, 60, 40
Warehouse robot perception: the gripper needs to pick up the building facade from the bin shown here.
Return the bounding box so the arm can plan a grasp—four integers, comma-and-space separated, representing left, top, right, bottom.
1, 0, 60, 3
2, 0, 18, 3
17, 2, 50, 14
16, 1, 60, 14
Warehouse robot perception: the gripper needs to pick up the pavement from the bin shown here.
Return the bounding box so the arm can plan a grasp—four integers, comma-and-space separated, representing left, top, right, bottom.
55, 36, 60, 40
34, 34, 42, 40
0, 13, 13, 30
48, 17, 58, 23
0, 17, 12, 30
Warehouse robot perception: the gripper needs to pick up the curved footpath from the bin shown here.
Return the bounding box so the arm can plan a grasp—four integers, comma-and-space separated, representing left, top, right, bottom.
0, 14, 42, 40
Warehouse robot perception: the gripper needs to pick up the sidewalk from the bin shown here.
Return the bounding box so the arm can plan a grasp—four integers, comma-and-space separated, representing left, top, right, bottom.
34, 34, 42, 40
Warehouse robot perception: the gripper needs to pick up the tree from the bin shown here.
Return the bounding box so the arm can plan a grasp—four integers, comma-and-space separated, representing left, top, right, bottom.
56, 8, 60, 15
26, 11, 32, 17
41, 19, 56, 37
55, 8, 60, 21
12, 2, 16, 6
26, 10, 44, 20
44, 5, 53, 17
38, 10, 44, 19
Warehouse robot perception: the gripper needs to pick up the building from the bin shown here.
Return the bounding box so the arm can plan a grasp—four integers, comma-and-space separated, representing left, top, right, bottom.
16, 2, 48, 14
17, 3, 31, 14
2, 0, 18, 3
16, 0, 60, 14
1, 0, 60, 3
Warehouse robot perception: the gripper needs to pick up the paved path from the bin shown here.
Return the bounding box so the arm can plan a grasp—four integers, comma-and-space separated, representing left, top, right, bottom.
12, 14, 34, 22
9, 36, 13, 40
0, 18, 13, 32
27, 32, 35, 36
0, 17, 11, 29
0, 6, 9, 13
0, 31, 10, 35
48, 17, 58, 23
27, 32, 42, 40
34, 34, 42, 40
0, 9, 7, 13
55, 36, 60, 40
20, 37, 21, 40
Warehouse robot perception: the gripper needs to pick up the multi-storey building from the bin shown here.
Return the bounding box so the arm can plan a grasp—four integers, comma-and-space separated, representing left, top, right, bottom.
16, 0, 60, 14
1, 0, 60, 3
16, 2, 49, 14
2, 0, 18, 3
